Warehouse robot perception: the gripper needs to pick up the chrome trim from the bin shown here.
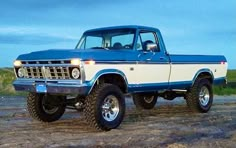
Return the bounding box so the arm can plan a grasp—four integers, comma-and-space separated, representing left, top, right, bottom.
171, 89, 187, 92
22, 66, 71, 80
16, 78, 82, 84
80, 62, 86, 83
102, 95, 120, 122
199, 86, 210, 106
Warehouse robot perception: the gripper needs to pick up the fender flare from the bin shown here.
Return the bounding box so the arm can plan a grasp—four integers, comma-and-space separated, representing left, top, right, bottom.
192, 68, 214, 86
86, 69, 129, 94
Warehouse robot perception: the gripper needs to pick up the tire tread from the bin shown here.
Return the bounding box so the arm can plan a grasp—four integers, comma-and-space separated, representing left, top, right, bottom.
27, 93, 65, 122
186, 78, 213, 113
84, 83, 125, 131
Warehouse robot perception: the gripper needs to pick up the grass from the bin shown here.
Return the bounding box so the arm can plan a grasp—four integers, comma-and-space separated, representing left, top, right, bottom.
213, 86, 236, 96
227, 70, 236, 82
214, 70, 236, 95
0, 68, 235, 96
0, 68, 27, 96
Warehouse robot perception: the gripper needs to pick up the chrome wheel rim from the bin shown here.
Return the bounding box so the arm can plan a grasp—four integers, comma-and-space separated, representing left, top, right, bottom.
144, 96, 154, 103
102, 95, 120, 122
199, 86, 210, 106
42, 96, 59, 114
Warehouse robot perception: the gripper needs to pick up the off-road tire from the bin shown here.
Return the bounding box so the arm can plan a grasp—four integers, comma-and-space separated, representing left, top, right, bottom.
27, 93, 66, 122
133, 94, 157, 110
84, 83, 125, 131
186, 78, 213, 113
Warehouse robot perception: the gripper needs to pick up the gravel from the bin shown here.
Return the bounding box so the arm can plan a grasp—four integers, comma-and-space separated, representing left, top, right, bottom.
0, 95, 236, 147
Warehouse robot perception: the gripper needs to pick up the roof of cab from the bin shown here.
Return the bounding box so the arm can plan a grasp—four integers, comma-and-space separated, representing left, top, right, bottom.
84, 25, 160, 33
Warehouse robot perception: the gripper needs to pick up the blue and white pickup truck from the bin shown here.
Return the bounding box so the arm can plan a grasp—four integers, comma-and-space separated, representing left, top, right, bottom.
13, 25, 227, 131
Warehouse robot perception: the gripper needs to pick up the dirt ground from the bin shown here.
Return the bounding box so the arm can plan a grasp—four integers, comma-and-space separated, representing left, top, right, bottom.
0, 95, 236, 148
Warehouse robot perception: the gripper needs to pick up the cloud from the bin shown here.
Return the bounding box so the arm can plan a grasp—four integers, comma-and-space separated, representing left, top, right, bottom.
0, 0, 136, 26
0, 0, 131, 15
0, 27, 77, 45
0, 26, 79, 45
0, 33, 76, 45
207, 30, 236, 38
0, 26, 37, 34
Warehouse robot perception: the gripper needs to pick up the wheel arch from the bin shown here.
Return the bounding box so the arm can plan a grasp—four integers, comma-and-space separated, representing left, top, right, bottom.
192, 69, 214, 86
88, 69, 128, 94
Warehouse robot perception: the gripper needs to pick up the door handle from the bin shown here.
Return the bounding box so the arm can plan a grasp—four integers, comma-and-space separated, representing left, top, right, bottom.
160, 57, 166, 60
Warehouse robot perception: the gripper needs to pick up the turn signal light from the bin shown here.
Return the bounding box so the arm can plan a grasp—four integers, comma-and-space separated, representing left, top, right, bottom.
85, 60, 96, 65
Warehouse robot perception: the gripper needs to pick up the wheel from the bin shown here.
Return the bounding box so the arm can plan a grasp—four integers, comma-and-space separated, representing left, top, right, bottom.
27, 93, 66, 122
133, 93, 157, 110
185, 78, 213, 113
84, 83, 125, 131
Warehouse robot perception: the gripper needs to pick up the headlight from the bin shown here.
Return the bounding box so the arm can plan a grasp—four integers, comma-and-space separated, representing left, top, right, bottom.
17, 68, 25, 78
71, 59, 81, 66
14, 60, 22, 67
71, 68, 80, 79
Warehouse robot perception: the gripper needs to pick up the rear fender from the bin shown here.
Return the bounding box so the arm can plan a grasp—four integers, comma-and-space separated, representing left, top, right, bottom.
192, 69, 214, 86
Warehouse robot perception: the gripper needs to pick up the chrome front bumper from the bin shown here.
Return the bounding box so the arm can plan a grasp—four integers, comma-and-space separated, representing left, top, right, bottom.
13, 79, 91, 95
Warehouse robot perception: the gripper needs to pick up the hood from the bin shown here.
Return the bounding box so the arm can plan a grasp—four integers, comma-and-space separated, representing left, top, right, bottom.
17, 49, 137, 61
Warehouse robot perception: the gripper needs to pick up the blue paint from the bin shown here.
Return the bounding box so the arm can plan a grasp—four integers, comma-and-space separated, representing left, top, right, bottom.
17, 49, 226, 65
95, 61, 169, 64
128, 81, 192, 93
85, 25, 160, 34
169, 54, 227, 64
17, 49, 138, 61
169, 81, 192, 89
95, 61, 136, 64
128, 82, 169, 93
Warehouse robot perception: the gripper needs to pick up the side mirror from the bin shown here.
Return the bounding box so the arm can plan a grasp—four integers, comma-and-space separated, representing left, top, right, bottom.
146, 43, 157, 51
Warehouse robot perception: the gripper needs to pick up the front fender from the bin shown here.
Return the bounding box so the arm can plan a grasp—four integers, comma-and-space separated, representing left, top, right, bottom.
84, 69, 129, 94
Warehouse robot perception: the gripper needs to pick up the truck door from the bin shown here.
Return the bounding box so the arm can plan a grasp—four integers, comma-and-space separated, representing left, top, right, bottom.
135, 30, 171, 90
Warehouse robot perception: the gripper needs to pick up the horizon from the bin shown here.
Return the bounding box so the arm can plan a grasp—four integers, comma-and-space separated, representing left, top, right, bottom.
0, 0, 235, 69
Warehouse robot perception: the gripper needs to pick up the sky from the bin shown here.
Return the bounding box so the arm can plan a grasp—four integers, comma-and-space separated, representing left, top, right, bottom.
0, 0, 235, 69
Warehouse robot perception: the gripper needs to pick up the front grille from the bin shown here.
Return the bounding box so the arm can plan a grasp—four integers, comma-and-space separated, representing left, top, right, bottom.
46, 67, 70, 79
24, 66, 71, 79
24, 67, 43, 79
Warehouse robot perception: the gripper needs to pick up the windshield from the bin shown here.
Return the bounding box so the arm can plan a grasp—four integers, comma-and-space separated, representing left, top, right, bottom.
76, 29, 136, 50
